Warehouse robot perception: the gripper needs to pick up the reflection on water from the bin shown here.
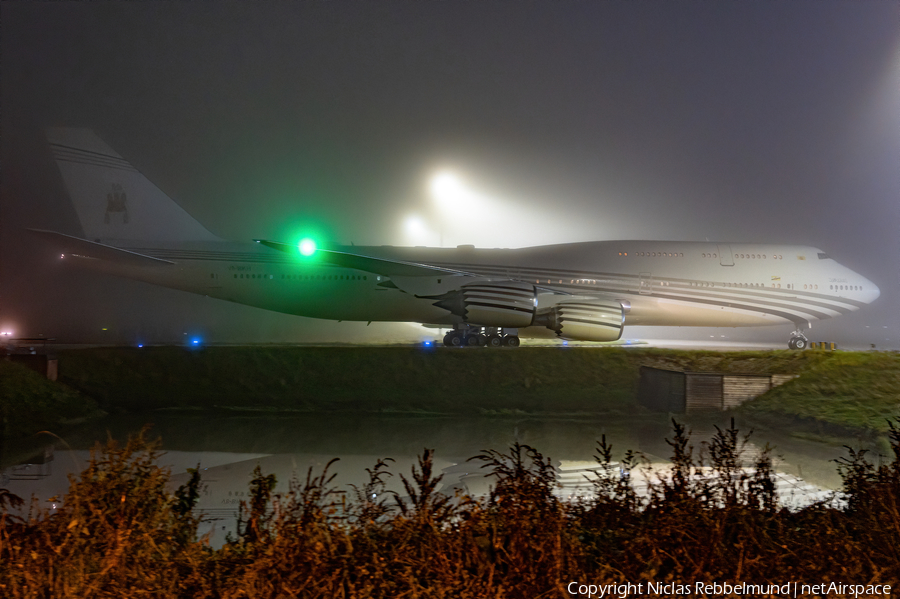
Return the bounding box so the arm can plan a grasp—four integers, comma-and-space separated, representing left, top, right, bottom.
3, 410, 869, 547
4, 410, 863, 489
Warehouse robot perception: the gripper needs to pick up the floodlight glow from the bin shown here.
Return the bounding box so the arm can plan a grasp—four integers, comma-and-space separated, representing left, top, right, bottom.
405, 215, 427, 236
299, 238, 317, 256
430, 171, 464, 202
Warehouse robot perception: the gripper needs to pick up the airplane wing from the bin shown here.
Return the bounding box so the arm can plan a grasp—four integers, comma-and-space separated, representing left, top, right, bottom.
27, 229, 175, 266
255, 239, 477, 278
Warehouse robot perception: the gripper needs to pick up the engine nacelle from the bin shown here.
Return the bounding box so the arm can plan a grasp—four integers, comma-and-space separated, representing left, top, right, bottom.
545, 299, 624, 342
431, 281, 536, 327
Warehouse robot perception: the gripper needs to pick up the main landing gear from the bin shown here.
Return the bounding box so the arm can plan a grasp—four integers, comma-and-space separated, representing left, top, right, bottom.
442, 326, 520, 348
788, 330, 809, 350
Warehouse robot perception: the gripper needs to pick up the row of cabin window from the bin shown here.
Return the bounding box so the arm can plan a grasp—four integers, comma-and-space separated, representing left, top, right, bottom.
618, 252, 683, 257
700, 253, 784, 260
282, 274, 368, 281
831, 284, 862, 291
231, 273, 368, 281
693, 281, 796, 289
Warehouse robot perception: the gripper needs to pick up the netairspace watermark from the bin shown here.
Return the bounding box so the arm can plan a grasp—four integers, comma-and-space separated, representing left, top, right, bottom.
567, 581, 893, 598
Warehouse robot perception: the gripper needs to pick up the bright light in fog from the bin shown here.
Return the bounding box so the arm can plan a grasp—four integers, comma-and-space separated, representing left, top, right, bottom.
299, 238, 317, 256
403, 215, 439, 246
410, 165, 615, 249
405, 215, 427, 236
430, 171, 465, 204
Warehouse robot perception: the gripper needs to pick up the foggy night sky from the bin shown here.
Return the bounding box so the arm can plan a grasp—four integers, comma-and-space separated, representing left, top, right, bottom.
1, 1, 898, 347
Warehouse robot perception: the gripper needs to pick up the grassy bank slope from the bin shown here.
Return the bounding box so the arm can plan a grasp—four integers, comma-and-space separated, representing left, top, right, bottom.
740, 351, 900, 433
0, 345, 881, 434
58, 346, 834, 414
59, 346, 641, 414
0, 360, 101, 440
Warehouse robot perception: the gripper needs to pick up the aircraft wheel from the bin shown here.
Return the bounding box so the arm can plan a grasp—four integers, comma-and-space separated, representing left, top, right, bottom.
477, 334, 487, 347
487, 335, 503, 348
466, 335, 480, 347
788, 336, 808, 350
503, 335, 520, 348
447, 333, 464, 347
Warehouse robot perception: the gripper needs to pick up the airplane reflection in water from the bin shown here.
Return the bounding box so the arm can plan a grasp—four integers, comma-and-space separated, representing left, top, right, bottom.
3, 449, 834, 549
32, 128, 880, 349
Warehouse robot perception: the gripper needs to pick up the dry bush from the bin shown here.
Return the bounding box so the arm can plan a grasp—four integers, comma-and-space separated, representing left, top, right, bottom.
2, 421, 899, 597
0, 428, 213, 598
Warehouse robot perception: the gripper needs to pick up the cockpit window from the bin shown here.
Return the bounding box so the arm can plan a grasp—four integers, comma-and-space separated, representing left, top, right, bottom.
817, 252, 831, 260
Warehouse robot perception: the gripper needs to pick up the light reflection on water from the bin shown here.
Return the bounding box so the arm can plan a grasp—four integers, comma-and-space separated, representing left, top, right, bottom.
3, 411, 872, 548
4, 410, 862, 490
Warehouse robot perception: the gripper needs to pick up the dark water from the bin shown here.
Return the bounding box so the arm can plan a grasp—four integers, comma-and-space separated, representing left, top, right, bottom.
5, 409, 873, 491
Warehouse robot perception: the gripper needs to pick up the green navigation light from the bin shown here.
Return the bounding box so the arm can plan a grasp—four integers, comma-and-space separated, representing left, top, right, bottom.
299, 238, 317, 256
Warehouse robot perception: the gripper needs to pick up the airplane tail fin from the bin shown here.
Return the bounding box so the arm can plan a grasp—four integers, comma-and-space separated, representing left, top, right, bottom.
45, 128, 221, 243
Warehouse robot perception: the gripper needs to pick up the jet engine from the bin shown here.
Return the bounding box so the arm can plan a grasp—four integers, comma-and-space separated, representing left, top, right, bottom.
543, 299, 624, 342
430, 281, 537, 327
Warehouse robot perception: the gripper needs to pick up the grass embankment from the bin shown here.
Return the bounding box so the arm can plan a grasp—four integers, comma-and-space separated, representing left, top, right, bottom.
740, 351, 900, 434
58, 346, 643, 414
57, 346, 830, 415
4, 346, 897, 437
0, 361, 101, 441
2, 424, 899, 596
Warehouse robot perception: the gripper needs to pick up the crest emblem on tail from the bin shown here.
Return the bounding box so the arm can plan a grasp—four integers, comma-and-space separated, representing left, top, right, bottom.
104, 183, 129, 224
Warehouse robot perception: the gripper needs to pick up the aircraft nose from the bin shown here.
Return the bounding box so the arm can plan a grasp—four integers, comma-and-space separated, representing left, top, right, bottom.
864, 277, 880, 302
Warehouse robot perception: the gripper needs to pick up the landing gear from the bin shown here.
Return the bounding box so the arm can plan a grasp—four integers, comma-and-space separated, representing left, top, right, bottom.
788, 329, 809, 350
442, 325, 519, 348
443, 331, 464, 347
788, 336, 808, 350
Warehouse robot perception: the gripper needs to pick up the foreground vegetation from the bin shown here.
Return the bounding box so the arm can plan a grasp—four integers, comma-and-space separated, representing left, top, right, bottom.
2, 422, 899, 597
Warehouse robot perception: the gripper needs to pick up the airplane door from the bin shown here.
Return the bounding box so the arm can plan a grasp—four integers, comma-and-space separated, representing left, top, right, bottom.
639, 272, 652, 294
717, 244, 734, 266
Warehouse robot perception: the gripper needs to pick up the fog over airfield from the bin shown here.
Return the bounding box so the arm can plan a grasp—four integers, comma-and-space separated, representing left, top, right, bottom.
1, 2, 898, 347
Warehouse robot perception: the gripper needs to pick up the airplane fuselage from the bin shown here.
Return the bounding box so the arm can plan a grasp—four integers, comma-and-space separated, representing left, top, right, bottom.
72, 239, 878, 335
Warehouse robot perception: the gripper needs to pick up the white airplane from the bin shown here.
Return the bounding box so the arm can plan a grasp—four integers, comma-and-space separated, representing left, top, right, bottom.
31, 128, 880, 350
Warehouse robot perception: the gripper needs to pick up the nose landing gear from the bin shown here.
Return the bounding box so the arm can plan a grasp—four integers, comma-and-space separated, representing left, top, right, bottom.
788, 331, 809, 350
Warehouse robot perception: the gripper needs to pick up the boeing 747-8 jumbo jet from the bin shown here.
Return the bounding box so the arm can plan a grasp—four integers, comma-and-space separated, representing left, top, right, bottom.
32, 128, 880, 349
